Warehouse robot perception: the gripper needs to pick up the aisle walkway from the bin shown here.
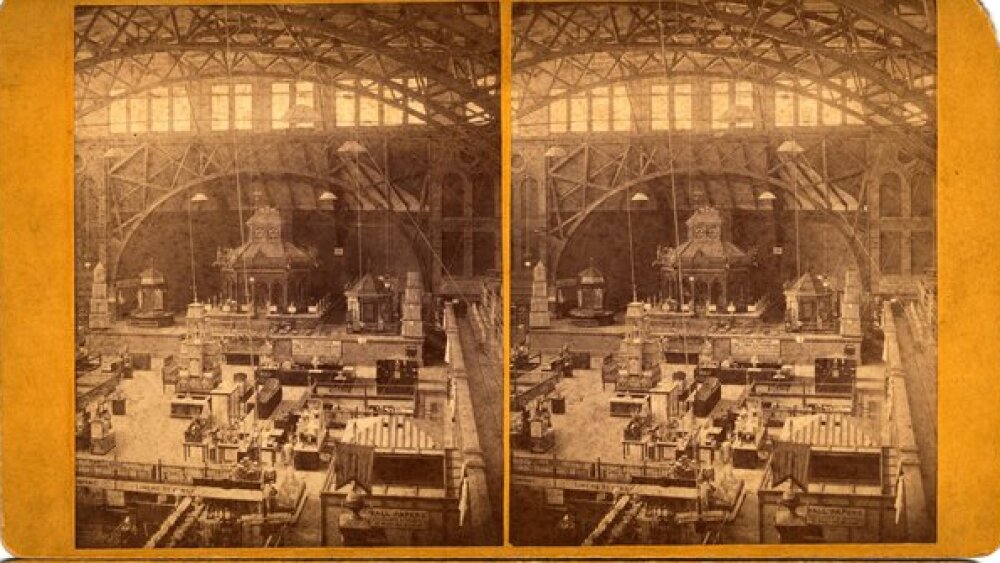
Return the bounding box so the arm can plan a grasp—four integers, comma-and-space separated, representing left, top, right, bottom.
456, 316, 503, 543
895, 307, 938, 529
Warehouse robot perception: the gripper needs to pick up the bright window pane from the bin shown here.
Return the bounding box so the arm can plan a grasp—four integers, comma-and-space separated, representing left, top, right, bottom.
845, 99, 864, 124
294, 81, 314, 128
407, 79, 426, 124
211, 85, 229, 131
821, 79, 844, 125
234, 84, 252, 130
359, 95, 380, 126
569, 93, 587, 132
129, 95, 147, 132
775, 81, 795, 127
272, 82, 290, 130
150, 87, 169, 132
711, 81, 729, 129
591, 87, 609, 132
673, 84, 692, 130
335, 84, 356, 126
734, 81, 754, 128
295, 82, 313, 106
172, 87, 190, 131
611, 85, 631, 131
904, 102, 926, 125
384, 101, 404, 125
796, 81, 819, 126
799, 93, 819, 126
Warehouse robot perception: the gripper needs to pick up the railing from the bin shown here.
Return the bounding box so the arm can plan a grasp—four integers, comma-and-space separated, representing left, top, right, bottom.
512, 454, 697, 486
77, 457, 261, 487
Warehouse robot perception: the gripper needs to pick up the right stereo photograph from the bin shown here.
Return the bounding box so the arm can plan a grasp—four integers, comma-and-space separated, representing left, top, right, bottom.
508, 0, 937, 546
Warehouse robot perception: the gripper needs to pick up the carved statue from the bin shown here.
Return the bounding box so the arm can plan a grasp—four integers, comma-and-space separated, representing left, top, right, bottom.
653, 245, 677, 269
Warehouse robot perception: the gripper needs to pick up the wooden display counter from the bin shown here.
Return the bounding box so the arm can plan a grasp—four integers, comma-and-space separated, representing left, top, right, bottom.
293, 443, 322, 470
170, 396, 210, 419
610, 394, 648, 417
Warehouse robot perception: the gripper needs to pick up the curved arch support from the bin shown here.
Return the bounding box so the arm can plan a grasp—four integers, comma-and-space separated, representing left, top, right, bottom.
547, 168, 872, 291
108, 171, 432, 291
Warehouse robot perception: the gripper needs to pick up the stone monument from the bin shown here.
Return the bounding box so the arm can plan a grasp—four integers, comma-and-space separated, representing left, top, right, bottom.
529, 261, 550, 329
88, 262, 111, 330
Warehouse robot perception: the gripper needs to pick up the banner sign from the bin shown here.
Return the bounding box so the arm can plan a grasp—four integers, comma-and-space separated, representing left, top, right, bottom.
362, 508, 430, 530
75, 477, 262, 501
806, 505, 866, 527
292, 339, 342, 360
731, 338, 782, 360
545, 487, 564, 505
510, 474, 698, 500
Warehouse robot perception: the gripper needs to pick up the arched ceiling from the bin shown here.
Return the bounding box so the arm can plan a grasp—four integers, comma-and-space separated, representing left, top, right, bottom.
75, 3, 500, 126
512, 0, 936, 130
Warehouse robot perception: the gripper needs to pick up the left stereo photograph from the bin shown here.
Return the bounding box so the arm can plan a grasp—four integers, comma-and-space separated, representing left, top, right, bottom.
73, 3, 502, 548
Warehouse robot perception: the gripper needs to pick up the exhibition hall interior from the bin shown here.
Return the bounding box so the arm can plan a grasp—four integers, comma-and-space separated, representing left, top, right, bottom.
69, 0, 940, 551
73, 3, 503, 548
509, 0, 937, 546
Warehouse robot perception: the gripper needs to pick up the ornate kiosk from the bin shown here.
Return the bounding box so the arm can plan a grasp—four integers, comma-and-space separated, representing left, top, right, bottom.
564, 259, 615, 326
215, 201, 319, 314
654, 207, 753, 312
783, 272, 839, 332
130, 267, 174, 327
345, 274, 399, 334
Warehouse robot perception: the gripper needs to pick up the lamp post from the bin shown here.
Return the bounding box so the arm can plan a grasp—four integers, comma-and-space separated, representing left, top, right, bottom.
631, 190, 652, 300
625, 187, 647, 302
337, 141, 369, 277
319, 190, 338, 206
188, 192, 208, 304
777, 140, 805, 279
757, 189, 779, 293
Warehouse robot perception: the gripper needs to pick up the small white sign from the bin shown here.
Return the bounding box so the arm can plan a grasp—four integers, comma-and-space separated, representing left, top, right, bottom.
362, 508, 430, 530
806, 505, 866, 527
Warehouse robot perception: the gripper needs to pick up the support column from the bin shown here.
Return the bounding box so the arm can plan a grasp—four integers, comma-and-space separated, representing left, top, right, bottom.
529, 261, 550, 329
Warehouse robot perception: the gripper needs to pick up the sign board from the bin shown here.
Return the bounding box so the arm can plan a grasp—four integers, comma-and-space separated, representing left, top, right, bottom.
674, 510, 727, 524
805, 505, 866, 527
545, 487, 564, 505
773, 246, 784, 255
731, 338, 782, 361
510, 474, 697, 500
291, 339, 342, 361
362, 508, 430, 530
76, 477, 262, 501
105, 489, 126, 507
334, 247, 345, 256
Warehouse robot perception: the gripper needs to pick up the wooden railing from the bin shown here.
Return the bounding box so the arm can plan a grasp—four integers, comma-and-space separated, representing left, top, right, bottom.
76, 457, 261, 487
511, 454, 698, 487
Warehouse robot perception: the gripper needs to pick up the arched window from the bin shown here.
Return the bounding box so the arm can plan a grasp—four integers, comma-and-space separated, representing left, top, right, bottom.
472, 173, 496, 218
441, 173, 467, 218
911, 172, 934, 217
879, 172, 902, 218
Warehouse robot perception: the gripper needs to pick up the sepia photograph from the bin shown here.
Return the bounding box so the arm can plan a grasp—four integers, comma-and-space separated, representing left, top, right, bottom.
73, 3, 502, 548
509, 0, 936, 546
